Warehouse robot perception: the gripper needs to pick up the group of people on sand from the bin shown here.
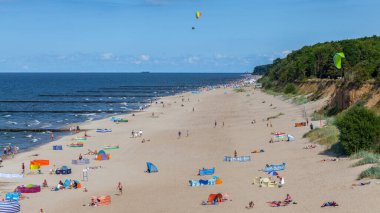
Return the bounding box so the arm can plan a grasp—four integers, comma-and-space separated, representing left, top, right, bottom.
2, 145, 19, 158
268, 194, 295, 207
131, 129, 143, 138
50, 179, 79, 191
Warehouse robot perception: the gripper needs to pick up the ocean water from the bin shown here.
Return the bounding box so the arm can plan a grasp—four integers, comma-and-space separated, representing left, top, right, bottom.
0, 73, 242, 150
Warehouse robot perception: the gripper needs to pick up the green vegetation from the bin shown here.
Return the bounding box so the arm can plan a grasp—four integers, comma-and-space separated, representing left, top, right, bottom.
358, 165, 380, 179
284, 83, 297, 94
304, 125, 339, 147
252, 64, 271, 75
335, 105, 380, 154
258, 36, 380, 89
233, 88, 246, 93
351, 152, 380, 167
292, 95, 308, 105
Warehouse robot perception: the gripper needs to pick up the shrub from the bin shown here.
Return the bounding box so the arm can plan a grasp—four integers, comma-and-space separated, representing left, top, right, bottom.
358, 165, 380, 179
351, 153, 380, 167
335, 105, 380, 155
284, 83, 297, 94
233, 88, 245, 93
303, 125, 339, 147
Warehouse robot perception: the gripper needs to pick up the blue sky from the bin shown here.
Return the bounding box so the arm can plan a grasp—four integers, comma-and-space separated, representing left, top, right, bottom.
0, 0, 379, 73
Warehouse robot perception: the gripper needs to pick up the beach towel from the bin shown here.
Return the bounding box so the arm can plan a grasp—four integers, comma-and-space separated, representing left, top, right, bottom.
224, 156, 251, 162
96, 129, 112, 133
53, 145, 63, 150
199, 168, 215, 176
189, 176, 221, 187
199, 179, 208, 185
263, 163, 286, 172
72, 159, 90, 165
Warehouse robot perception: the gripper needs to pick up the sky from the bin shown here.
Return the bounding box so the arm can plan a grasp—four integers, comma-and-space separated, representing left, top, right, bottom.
0, 0, 379, 73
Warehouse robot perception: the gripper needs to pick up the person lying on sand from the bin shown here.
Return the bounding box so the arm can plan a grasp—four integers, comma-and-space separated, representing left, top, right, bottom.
304, 144, 317, 149
320, 158, 339, 162
251, 149, 264, 153
321, 201, 338, 207
141, 139, 151, 143
245, 201, 254, 209
352, 181, 370, 186
85, 149, 98, 155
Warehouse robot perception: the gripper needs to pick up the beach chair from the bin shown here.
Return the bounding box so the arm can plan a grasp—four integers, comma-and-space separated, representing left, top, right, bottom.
253, 177, 261, 185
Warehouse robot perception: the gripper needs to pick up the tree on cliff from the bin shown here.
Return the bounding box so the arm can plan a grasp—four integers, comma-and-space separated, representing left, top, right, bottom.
335, 105, 380, 154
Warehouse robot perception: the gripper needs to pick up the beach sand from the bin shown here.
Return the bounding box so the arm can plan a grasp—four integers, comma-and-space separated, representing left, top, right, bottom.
1, 86, 379, 213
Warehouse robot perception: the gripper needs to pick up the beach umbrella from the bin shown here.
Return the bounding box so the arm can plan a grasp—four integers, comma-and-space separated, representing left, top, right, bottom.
268, 171, 279, 176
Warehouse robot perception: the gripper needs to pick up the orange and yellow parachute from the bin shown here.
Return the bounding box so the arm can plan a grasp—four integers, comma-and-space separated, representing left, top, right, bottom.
195, 11, 202, 19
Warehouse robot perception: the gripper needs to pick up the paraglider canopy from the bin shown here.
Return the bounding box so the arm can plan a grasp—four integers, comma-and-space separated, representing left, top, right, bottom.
333, 52, 345, 69
195, 11, 202, 19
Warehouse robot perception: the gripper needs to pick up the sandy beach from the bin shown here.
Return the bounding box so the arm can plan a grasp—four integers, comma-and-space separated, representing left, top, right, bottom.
1, 86, 379, 213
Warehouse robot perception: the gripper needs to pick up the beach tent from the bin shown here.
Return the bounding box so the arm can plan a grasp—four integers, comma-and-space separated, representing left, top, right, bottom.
55, 166, 72, 175
146, 162, 158, 173
96, 150, 110, 160
207, 193, 223, 204
0, 201, 20, 213
287, 134, 295, 141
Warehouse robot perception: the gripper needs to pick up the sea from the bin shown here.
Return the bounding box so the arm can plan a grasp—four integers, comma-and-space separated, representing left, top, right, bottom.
0, 73, 243, 151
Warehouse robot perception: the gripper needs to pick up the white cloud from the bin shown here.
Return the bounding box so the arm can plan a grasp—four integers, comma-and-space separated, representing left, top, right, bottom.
133, 54, 151, 64
185, 56, 199, 64
282, 50, 292, 56
101, 52, 114, 60
140, 54, 150, 61
215, 53, 228, 59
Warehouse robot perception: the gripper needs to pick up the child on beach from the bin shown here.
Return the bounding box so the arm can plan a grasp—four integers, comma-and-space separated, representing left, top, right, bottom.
22, 162, 25, 174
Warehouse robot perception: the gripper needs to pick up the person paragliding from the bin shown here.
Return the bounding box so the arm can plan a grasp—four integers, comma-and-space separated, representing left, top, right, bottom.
333, 52, 345, 77
192, 11, 202, 30
195, 11, 202, 19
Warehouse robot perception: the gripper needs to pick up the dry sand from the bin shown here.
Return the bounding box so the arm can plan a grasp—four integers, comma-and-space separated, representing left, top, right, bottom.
1, 86, 379, 213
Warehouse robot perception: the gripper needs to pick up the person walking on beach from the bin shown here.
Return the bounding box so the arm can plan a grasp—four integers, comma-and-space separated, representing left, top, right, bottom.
22, 162, 25, 174
50, 132, 54, 141
178, 131, 182, 139
222, 122, 225, 127
117, 182, 123, 195
131, 130, 135, 138
214, 120, 217, 128
192, 107, 195, 112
